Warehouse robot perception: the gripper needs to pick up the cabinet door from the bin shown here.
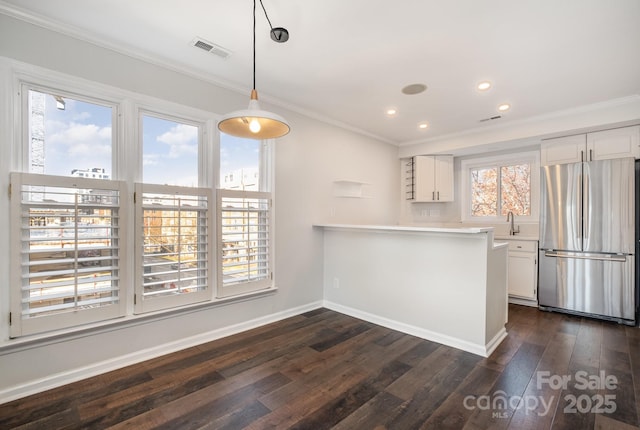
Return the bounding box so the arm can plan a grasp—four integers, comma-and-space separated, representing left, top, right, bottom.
413, 155, 436, 201
587, 126, 640, 161
434, 155, 454, 202
508, 252, 537, 299
540, 134, 586, 166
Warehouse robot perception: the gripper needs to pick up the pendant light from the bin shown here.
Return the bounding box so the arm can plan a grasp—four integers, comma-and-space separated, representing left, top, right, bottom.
218, 0, 290, 139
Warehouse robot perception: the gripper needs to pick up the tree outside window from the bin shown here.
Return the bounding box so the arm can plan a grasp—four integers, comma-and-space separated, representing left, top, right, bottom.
471, 163, 531, 218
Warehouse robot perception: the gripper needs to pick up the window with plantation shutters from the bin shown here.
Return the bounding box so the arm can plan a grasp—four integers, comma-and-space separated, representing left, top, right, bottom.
135, 183, 213, 313
217, 189, 272, 297
8, 75, 276, 339
9, 173, 127, 337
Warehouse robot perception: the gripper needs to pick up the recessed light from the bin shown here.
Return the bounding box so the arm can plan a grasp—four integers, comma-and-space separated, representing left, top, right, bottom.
418, 122, 429, 130
385, 107, 398, 117
477, 81, 492, 91
402, 83, 427, 95
497, 103, 511, 112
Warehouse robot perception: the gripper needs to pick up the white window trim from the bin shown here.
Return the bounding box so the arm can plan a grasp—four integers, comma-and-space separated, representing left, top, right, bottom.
460, 151, 540, 223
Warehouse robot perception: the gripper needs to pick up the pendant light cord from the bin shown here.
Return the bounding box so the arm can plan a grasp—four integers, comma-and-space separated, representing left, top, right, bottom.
259, 0, 276, 36
253, 0, 285, 90
253, 0, 256, 90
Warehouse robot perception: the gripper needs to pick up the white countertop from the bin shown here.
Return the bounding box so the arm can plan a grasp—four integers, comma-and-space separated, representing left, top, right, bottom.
314, 223, 494, 234
494, 235, 539, 241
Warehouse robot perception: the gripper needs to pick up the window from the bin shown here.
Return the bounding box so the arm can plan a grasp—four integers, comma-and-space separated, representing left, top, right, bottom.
218, 134, 273, 297
9, 173, 126, 337
461, 152, 539, 222
135, 112, 211, 313
9, 85, 120, 336
26, 88, 113, 178
135, 184, 213, 313
218, 190, 272, 297
141, 114, 199, 186
9, 72, 274, 338
219, 135, 263, 191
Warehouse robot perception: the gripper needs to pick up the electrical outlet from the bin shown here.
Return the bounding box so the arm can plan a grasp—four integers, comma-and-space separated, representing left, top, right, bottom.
333, 278, 340, 289
421, 209, 428, 217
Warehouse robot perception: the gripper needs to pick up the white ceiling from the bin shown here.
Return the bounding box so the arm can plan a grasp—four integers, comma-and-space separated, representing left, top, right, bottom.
2, 0, 639, 145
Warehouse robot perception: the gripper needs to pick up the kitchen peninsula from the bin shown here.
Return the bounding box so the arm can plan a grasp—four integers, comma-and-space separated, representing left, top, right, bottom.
315, 224, 508, 357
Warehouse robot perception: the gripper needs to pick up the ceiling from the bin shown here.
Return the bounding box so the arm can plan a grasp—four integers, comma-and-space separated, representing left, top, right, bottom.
2, 0, 639, 145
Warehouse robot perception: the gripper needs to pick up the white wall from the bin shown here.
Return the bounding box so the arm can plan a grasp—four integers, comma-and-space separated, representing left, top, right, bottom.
0, 13, 399, 401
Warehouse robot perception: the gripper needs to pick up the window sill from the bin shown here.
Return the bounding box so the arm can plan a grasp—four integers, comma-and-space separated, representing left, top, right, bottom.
0, 286, 278, 356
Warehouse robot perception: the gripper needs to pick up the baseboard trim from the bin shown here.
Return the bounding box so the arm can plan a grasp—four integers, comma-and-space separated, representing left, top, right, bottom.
509, 296, 538, 307
484, 327, 508, 357
323, 300, 505, 358
0, 301, 323, 404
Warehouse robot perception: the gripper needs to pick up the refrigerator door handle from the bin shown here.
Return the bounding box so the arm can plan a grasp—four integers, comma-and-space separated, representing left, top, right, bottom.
584, 172, 589, 240
578, 170, 583, 244
543, 251, 627, 262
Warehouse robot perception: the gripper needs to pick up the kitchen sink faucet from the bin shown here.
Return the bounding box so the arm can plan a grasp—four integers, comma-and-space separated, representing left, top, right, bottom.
506, 211, 520, 236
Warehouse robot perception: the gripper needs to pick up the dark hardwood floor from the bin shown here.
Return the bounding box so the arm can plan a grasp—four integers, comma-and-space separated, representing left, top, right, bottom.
2, 304, 640, 429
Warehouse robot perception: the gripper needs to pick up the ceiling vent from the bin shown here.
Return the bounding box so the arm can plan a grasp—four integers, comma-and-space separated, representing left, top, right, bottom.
479, 115, 502, 122
191, 37, 232, 59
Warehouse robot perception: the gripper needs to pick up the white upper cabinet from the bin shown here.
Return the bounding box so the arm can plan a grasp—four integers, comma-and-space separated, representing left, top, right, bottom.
409, 155, 454, 202
541, 126, 640, 166
540, 134, 586, 165
587, 126, 640, 161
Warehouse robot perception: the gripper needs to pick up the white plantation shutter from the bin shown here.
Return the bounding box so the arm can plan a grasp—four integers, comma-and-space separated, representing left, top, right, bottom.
9, 173, 127, 337
217, 189, 272, 297
134, 183, 213, 313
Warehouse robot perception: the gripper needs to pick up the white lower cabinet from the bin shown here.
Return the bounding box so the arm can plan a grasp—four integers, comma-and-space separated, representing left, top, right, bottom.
501, 239, 538, 304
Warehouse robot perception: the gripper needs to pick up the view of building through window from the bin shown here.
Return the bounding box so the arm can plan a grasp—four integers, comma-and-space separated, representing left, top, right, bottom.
471, 163, 531, 217
218, 134, 270, 292
16, 176, 121, 321
219, 134, 261, 191
139, 187, 209, 303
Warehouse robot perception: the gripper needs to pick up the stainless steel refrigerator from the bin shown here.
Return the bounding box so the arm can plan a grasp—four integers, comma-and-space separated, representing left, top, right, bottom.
539, 157, 636, 325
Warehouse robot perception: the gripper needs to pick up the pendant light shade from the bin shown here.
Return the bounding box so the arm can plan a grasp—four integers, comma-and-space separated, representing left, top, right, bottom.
218, 89, 290, 139
217, 0, 290, 140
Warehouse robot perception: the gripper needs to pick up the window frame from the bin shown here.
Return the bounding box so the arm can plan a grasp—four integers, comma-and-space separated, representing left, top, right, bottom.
460, 151, 540, 223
